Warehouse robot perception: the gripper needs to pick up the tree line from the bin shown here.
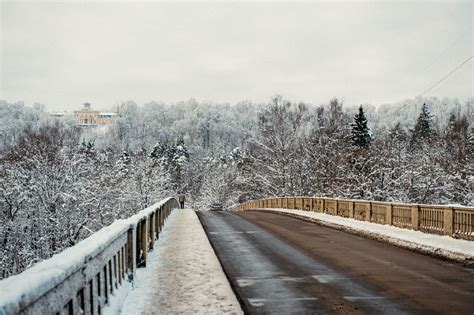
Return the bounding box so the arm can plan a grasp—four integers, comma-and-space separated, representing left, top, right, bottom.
0, 96, 472, 278
228, 98, 472, 207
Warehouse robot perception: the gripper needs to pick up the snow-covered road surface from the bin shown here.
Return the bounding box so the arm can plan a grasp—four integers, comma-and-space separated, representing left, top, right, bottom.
113, 209, 242, 314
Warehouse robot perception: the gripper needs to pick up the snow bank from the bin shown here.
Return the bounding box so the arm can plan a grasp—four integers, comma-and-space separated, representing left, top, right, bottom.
116, 209, 242, 314
256, 208, 474, 262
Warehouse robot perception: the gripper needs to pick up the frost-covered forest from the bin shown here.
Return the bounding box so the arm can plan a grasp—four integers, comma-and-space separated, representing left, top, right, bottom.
1, 96, 472, 279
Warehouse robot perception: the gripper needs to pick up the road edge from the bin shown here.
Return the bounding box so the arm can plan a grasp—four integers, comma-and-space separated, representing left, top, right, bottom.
195, 211, 250, 315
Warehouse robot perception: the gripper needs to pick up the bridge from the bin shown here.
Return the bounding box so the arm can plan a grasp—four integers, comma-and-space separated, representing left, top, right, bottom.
0, 196, 473, 314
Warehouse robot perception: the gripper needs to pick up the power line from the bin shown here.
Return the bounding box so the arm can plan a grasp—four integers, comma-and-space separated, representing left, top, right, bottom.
418, 55, 473, 97
421, 30, 470, 73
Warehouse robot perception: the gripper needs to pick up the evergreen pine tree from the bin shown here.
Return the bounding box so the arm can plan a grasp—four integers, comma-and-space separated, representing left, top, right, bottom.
167, 137, 189, 192
411, 103, 433, 144
351, 105, 372, 148
150, 141, 169, 161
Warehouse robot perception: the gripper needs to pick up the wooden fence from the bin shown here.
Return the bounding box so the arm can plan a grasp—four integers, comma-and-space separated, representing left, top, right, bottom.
233, 197, 474, 240
0, 197, 179, 315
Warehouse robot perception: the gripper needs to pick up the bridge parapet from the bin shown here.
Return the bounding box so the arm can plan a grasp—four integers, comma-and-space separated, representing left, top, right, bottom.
233, 197, 474, 240
0, 197, 179, 315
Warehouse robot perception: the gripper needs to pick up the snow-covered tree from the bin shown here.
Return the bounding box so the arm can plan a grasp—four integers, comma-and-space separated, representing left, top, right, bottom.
242, 95, 310, 197
1, 95, 472, 280
351, 105, 372, 148
410, 103, 434, 147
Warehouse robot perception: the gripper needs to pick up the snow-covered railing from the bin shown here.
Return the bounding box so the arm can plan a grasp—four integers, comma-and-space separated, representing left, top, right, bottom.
233, 197, 474, 240
0, 197, 179, 315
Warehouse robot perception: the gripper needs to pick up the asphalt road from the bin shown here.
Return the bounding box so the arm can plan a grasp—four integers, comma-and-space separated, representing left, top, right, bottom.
198, 210, 474, 315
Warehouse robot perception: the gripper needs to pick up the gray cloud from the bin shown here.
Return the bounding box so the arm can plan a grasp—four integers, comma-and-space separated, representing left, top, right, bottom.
1, 1, 472, 111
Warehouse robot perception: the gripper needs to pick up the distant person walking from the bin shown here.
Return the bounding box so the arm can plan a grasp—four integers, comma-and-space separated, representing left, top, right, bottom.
178, 194, 186, 209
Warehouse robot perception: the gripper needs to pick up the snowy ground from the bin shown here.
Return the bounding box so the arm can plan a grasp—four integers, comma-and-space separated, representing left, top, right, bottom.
106, 209, 242, 314
254, 208, 474, 263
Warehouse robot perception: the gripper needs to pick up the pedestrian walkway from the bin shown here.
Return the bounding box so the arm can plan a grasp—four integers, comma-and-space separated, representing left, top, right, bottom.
119, 209, 243, 314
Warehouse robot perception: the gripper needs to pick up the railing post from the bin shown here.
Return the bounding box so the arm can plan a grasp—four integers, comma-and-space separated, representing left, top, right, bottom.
83, 281, 92, 315
349, 201, 354, 218
119, 248, 123, 285
386, 204, 393, 225
109, 260, 113, 298
444, 207, 454, 236
71, 293, 80, 315
99, 268, 106, 312
160, 206, 164, 227
155, 209, 160, 239
366, 202, 371, 222
127, 227, 136, 279
412, 205, 420, 230
92, 273, 100, 315
141, 219, 148, 265
149, 213, 155, 250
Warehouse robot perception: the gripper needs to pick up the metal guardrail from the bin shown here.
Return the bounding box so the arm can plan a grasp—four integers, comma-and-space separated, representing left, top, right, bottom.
0, 197, 179, 315
233, 197, 474, 240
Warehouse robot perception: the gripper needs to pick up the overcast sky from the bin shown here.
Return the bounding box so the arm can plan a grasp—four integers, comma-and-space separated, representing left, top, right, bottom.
1, 1, 472, 111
